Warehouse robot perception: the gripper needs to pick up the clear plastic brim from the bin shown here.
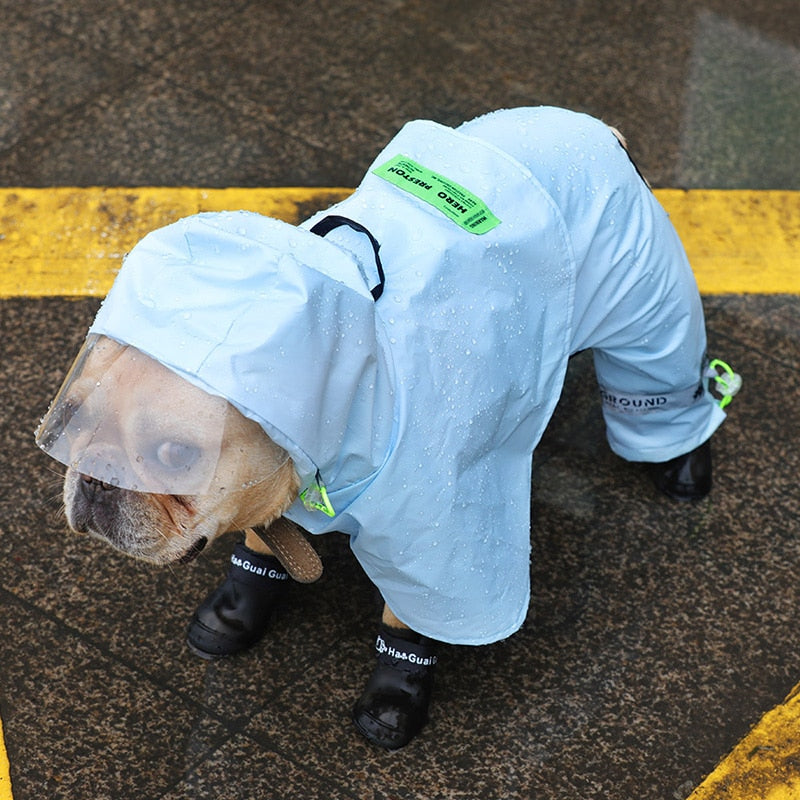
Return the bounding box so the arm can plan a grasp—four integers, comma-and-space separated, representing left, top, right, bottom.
35, 335, 285, 495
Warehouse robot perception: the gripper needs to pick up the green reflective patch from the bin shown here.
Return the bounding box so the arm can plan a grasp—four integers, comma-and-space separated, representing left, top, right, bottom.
373, 154, 501, 234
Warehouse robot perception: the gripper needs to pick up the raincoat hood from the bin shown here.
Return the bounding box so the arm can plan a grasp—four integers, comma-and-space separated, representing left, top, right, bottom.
85, 212, 397, 496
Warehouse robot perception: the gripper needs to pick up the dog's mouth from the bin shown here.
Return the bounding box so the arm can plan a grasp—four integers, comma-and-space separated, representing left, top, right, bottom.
177, 536, 208, 565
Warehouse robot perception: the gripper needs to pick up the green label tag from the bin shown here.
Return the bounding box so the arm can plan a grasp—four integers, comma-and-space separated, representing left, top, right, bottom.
372, 154, 501, 235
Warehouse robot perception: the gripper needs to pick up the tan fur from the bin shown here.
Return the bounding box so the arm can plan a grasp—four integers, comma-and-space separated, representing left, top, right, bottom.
382, 605, 410, 631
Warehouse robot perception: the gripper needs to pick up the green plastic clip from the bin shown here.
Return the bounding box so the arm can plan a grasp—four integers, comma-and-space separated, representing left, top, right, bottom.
707, 359, 742, 409
300, 471, 336, 517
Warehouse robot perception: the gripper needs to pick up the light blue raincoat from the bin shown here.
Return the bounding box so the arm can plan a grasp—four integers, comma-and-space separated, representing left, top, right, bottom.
87, 107, 726, 645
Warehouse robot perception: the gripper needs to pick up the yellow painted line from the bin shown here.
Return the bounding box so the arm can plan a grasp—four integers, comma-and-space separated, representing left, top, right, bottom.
0, 188, 797, 297
0, 715, 12, 799
687, 682, 800, 799
0, 187, 351, 297
658, 189, 800, 294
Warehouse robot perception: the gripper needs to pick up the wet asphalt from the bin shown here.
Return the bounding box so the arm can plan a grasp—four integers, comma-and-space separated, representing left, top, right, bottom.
1, 2, 799, 799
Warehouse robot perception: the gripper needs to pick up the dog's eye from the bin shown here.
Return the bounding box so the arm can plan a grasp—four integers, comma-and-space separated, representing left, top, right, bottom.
155, 441, 200, 472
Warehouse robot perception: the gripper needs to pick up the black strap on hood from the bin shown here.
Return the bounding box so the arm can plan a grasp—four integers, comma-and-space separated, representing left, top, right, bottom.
310, 215, 386, 301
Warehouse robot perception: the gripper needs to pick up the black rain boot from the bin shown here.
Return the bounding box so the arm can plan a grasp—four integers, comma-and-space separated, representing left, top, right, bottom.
186, 542, 290, 659
648, 439, 712, 502
352, 624, 437, 750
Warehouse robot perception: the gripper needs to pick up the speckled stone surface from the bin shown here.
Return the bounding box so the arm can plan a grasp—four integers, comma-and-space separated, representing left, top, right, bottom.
0, 1, 798, 798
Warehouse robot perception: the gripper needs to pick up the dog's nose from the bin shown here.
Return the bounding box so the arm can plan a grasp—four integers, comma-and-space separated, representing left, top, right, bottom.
79, 474, 119, 500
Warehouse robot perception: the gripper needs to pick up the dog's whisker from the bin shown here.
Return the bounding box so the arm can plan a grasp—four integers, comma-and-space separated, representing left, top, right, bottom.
45, 489, 67, 513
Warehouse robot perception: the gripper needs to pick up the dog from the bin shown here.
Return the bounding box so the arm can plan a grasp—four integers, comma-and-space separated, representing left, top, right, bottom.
37, 106, 735, 749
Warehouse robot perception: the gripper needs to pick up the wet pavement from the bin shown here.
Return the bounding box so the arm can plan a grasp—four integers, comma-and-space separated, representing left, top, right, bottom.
1, 2, 799, 799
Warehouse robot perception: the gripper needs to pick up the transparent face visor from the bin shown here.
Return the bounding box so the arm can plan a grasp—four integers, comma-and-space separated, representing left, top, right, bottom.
36, 335, 287, 495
